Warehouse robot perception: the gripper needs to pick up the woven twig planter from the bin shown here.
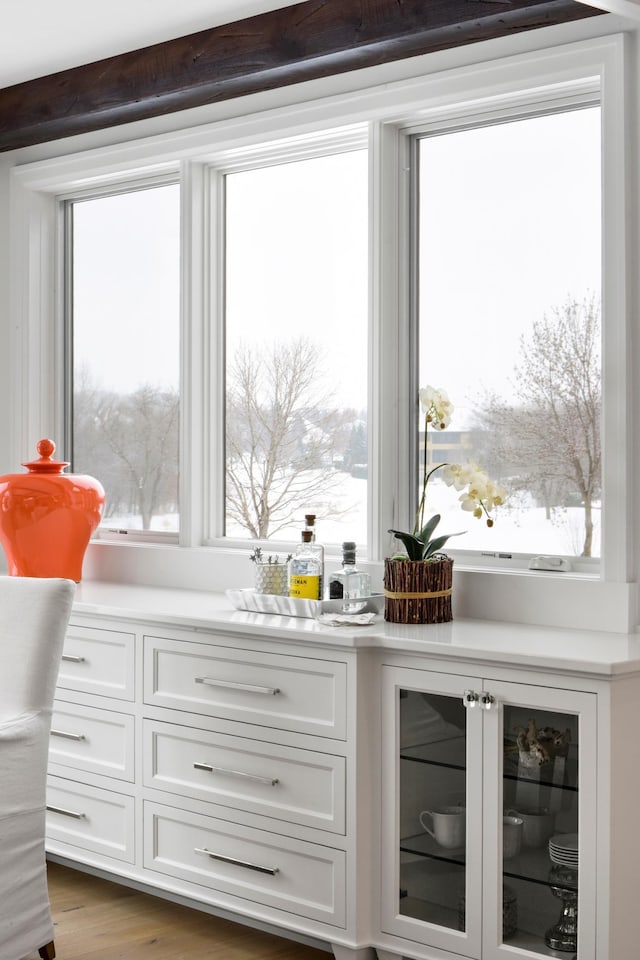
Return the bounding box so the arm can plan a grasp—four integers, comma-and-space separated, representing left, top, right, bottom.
384, 556, 453, 624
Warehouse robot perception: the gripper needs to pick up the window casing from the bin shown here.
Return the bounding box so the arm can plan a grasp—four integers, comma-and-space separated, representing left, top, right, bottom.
9, 32, 633, 631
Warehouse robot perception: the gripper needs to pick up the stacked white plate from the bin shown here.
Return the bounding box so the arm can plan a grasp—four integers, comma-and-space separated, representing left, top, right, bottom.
548, 833, 579, 868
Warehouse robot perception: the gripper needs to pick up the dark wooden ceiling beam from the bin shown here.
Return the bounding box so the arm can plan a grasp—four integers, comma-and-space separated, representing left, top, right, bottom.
0, 0, 603, 152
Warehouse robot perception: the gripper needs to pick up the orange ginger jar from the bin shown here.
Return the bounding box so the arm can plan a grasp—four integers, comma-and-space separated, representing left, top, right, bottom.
0, 439, 105, 582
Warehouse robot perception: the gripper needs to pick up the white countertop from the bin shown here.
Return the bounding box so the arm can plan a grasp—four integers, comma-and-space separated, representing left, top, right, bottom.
72, 580, 640, 678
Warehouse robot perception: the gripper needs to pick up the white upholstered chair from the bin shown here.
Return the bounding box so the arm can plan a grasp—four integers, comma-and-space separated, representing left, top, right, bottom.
0, 576, 75, 960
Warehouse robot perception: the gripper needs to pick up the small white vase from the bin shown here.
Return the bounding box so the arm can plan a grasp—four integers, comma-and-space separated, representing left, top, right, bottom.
254, 562, 289, 596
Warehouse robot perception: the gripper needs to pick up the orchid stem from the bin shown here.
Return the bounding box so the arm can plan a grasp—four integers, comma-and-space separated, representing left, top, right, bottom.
413, 410, 449, 535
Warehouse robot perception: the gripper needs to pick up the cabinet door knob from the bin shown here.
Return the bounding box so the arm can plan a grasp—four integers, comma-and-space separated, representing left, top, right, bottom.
463, 689, 479, 708
480, 692, 496, 710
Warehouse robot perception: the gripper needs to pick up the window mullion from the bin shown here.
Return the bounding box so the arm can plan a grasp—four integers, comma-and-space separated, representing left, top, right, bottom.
179, 160, 208, 547
369, 120, 413, 561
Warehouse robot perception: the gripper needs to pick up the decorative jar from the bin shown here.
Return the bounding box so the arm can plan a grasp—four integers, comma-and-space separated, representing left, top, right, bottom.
0, 439, 105, 582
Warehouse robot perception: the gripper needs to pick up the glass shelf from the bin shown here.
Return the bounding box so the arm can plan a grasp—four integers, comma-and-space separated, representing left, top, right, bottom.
400, 831, 466, 866
503, 742, 579, 793
399, 854, 468, 930
400, 734, 466, 770
401, 835, 579, 895
505, 929, 578, 958
399, 894, 460, 930
503, 849, 578, 892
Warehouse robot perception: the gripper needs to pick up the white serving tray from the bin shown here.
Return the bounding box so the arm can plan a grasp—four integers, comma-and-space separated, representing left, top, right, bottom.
226, 588, 384, 619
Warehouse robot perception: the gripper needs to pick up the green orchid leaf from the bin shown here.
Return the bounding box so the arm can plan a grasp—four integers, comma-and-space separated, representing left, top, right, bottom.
423, 531, 465, 558
388, 529, 425, 561
418, 514, 441, 544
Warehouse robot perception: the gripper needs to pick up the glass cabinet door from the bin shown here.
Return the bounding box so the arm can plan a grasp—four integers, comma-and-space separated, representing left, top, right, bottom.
381, 667, 483, 957
483, 682, 597, 960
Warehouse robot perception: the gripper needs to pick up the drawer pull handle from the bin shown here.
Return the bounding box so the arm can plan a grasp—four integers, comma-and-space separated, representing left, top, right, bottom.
193, 761, 279, 787
195, 847, 279, 876
51, 729, 86, 741
61, 654, 86, 663
194, 677, 281, 696
46, 804, 86, 820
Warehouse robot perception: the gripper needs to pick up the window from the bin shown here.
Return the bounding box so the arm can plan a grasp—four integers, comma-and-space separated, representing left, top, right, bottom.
413, 106, 602, 563
15, 31, 629, 629
223, 148, 369, 545
68, 182, 181, 535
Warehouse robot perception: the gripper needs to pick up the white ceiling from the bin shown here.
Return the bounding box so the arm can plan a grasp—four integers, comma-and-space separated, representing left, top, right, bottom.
0, 0, 301, 89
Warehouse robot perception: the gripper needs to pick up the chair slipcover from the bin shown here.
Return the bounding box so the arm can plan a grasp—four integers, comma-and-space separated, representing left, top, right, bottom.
0, 576, 76, 960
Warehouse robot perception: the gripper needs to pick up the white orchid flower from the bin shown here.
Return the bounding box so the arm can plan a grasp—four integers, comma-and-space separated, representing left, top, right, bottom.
419, 385, 454, 429
390, 387, 507, 559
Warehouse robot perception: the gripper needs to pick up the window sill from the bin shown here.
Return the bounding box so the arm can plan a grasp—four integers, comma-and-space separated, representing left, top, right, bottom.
79, 539, 637, 635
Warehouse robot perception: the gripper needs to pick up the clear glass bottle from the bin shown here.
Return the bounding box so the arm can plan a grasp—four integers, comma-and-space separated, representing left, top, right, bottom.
289, 529, 323, 600
304, 513, 325, 598
329, 541, 370, 612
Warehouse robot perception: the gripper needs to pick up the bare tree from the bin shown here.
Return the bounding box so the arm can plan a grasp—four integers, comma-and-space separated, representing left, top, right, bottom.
226, 338, 354, 539
74, 382, 179, 530
481, 294, 601, 556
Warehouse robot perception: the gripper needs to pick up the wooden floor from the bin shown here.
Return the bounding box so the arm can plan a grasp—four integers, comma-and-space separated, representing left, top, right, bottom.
22, 861, 330, 959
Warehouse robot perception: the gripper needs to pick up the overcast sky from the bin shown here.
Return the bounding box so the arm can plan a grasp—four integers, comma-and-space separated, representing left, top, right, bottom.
74, 106, 600, 426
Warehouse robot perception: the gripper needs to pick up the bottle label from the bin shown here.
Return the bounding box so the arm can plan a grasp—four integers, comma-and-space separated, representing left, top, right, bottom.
290, 574, 321, 599
329, 577, 344, 599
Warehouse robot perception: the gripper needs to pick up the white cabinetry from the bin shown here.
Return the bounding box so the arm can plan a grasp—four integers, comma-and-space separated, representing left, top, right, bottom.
143, 633, 347, 737
376, 657, 635, 960
144, 801, 346, 926
141, 630, 351, 933
47, 613, 370, 960
47, 621, 136, 867
45, 586, 640, 960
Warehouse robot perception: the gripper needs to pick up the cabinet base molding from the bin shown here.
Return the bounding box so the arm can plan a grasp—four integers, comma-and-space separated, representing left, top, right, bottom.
332, 947, 377, 960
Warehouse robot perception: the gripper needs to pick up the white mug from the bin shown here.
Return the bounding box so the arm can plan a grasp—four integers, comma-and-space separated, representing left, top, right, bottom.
503, 815, 523, 859
507, 807, 555, 848
420, 806, 466, 849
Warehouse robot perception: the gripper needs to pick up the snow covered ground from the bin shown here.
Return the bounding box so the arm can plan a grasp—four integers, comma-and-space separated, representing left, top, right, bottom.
105, 473, 600, 560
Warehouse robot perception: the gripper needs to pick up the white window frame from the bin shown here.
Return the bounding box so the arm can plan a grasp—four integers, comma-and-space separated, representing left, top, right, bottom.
367, 34, 632, 629
201, 124, 370, 549
7, 31, 635, 631
61, 173, 182, 545
401, 88, 605, 577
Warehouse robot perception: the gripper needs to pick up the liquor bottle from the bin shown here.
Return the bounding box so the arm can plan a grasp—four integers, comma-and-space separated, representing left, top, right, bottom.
329, 541, 371, 612
289, 530, 323, 600
304, 513, 325, 598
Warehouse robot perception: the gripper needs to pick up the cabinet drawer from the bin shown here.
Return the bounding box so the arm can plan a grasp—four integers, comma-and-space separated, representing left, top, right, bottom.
143, 719, 346, 834
58, 623, 135, 701
144, 801, 346, 926
49, 701, 135, 781
46, 775, 135, 863
144, 636, 347, 739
